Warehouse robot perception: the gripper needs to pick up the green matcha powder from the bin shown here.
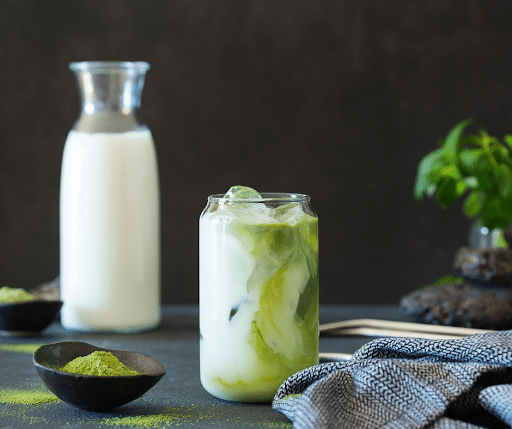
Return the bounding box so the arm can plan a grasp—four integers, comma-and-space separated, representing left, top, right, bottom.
0, 286, 35, 303
60, 351, 140, 376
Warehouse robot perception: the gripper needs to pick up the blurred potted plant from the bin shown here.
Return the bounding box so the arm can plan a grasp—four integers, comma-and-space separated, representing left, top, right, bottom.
414, 118, 512, 248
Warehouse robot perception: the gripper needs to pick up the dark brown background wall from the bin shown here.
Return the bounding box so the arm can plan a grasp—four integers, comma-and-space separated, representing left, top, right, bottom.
1, 1, 511, 305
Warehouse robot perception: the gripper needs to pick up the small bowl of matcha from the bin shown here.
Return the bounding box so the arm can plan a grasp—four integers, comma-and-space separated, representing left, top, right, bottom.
33, 341, 166, 411
0, 286, 62, 336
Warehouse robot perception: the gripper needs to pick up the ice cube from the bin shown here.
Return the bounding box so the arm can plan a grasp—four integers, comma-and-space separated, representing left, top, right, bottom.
274, 202, 304, 224
229, 206, 277, 224
224, 185, 262, 199
246, 253, 282, 292
222, 186, 271, 220
204, 208, 237, 225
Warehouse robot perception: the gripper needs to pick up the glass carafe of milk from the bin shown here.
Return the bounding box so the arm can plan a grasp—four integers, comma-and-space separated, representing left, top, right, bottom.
60, 61, 160, 332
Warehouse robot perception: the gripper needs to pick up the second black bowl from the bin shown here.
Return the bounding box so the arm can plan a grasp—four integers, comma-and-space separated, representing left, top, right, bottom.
0, 300, 62, 336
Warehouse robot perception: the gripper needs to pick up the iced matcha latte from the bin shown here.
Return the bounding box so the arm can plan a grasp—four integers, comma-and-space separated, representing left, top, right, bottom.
199, 186, 319, 402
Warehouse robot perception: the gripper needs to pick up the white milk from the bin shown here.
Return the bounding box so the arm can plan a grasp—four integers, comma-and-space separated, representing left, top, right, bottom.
60, 129, 160, 332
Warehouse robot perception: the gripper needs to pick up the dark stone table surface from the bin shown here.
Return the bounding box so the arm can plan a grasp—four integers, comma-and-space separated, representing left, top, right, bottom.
0, 304, 407, 428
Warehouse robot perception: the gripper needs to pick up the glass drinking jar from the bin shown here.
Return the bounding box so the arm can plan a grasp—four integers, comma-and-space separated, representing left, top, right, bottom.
199, 191, 319, 402
60, 62, 160, 332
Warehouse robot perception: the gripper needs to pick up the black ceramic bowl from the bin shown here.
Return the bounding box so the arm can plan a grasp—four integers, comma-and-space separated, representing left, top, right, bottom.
0, 299, 62, 336
33, 341, 166, 412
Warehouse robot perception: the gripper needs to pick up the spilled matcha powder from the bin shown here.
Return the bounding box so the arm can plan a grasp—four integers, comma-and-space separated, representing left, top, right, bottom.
0, 344, 42, 354
0, 388, 58, 405
60, 351, 140, 376
100, 404, 221, 428
0, 286, 35, 303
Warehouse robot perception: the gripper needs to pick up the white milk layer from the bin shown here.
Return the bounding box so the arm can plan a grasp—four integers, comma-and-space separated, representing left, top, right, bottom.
60, 129, 160, 331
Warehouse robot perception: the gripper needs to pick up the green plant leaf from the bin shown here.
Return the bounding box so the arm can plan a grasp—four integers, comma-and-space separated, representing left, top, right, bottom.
474, 157, 496, 192
414, 148, 445, 199
425, 183, 437, 197
425, 275, 464, 288
496, 164, 512, 197
428, 164, 460, 183
462, 176, 478, 189
442, 118, 472, 163
504, 134, 512, 150
435, 177, 459, 207
480, 193, 511, 230
463, 190, 483, 218
458, 148, 482, 175
455, 180, 466, 195
461, 135, 480, 147
492, 141, 510, 162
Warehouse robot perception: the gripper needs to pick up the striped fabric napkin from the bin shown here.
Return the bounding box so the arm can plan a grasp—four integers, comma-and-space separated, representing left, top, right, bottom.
273, 331, 512, 428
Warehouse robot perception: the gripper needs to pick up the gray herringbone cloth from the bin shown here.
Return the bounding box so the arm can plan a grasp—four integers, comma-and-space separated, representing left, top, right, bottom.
272, 331, 512, 429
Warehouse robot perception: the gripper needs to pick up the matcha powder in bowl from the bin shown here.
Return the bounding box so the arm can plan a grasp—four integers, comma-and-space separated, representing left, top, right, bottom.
33, 342, 165, 411
60, 351, 140, 376
0, 287, 35, 303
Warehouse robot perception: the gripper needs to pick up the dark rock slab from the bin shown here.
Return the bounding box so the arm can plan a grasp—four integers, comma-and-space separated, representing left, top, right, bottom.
400, 282, 512, 329
453, 246, 512, 287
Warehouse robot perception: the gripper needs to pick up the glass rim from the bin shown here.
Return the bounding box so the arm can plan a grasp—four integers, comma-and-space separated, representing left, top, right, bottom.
208, 192, 310, 203
69, 61, 150, 73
